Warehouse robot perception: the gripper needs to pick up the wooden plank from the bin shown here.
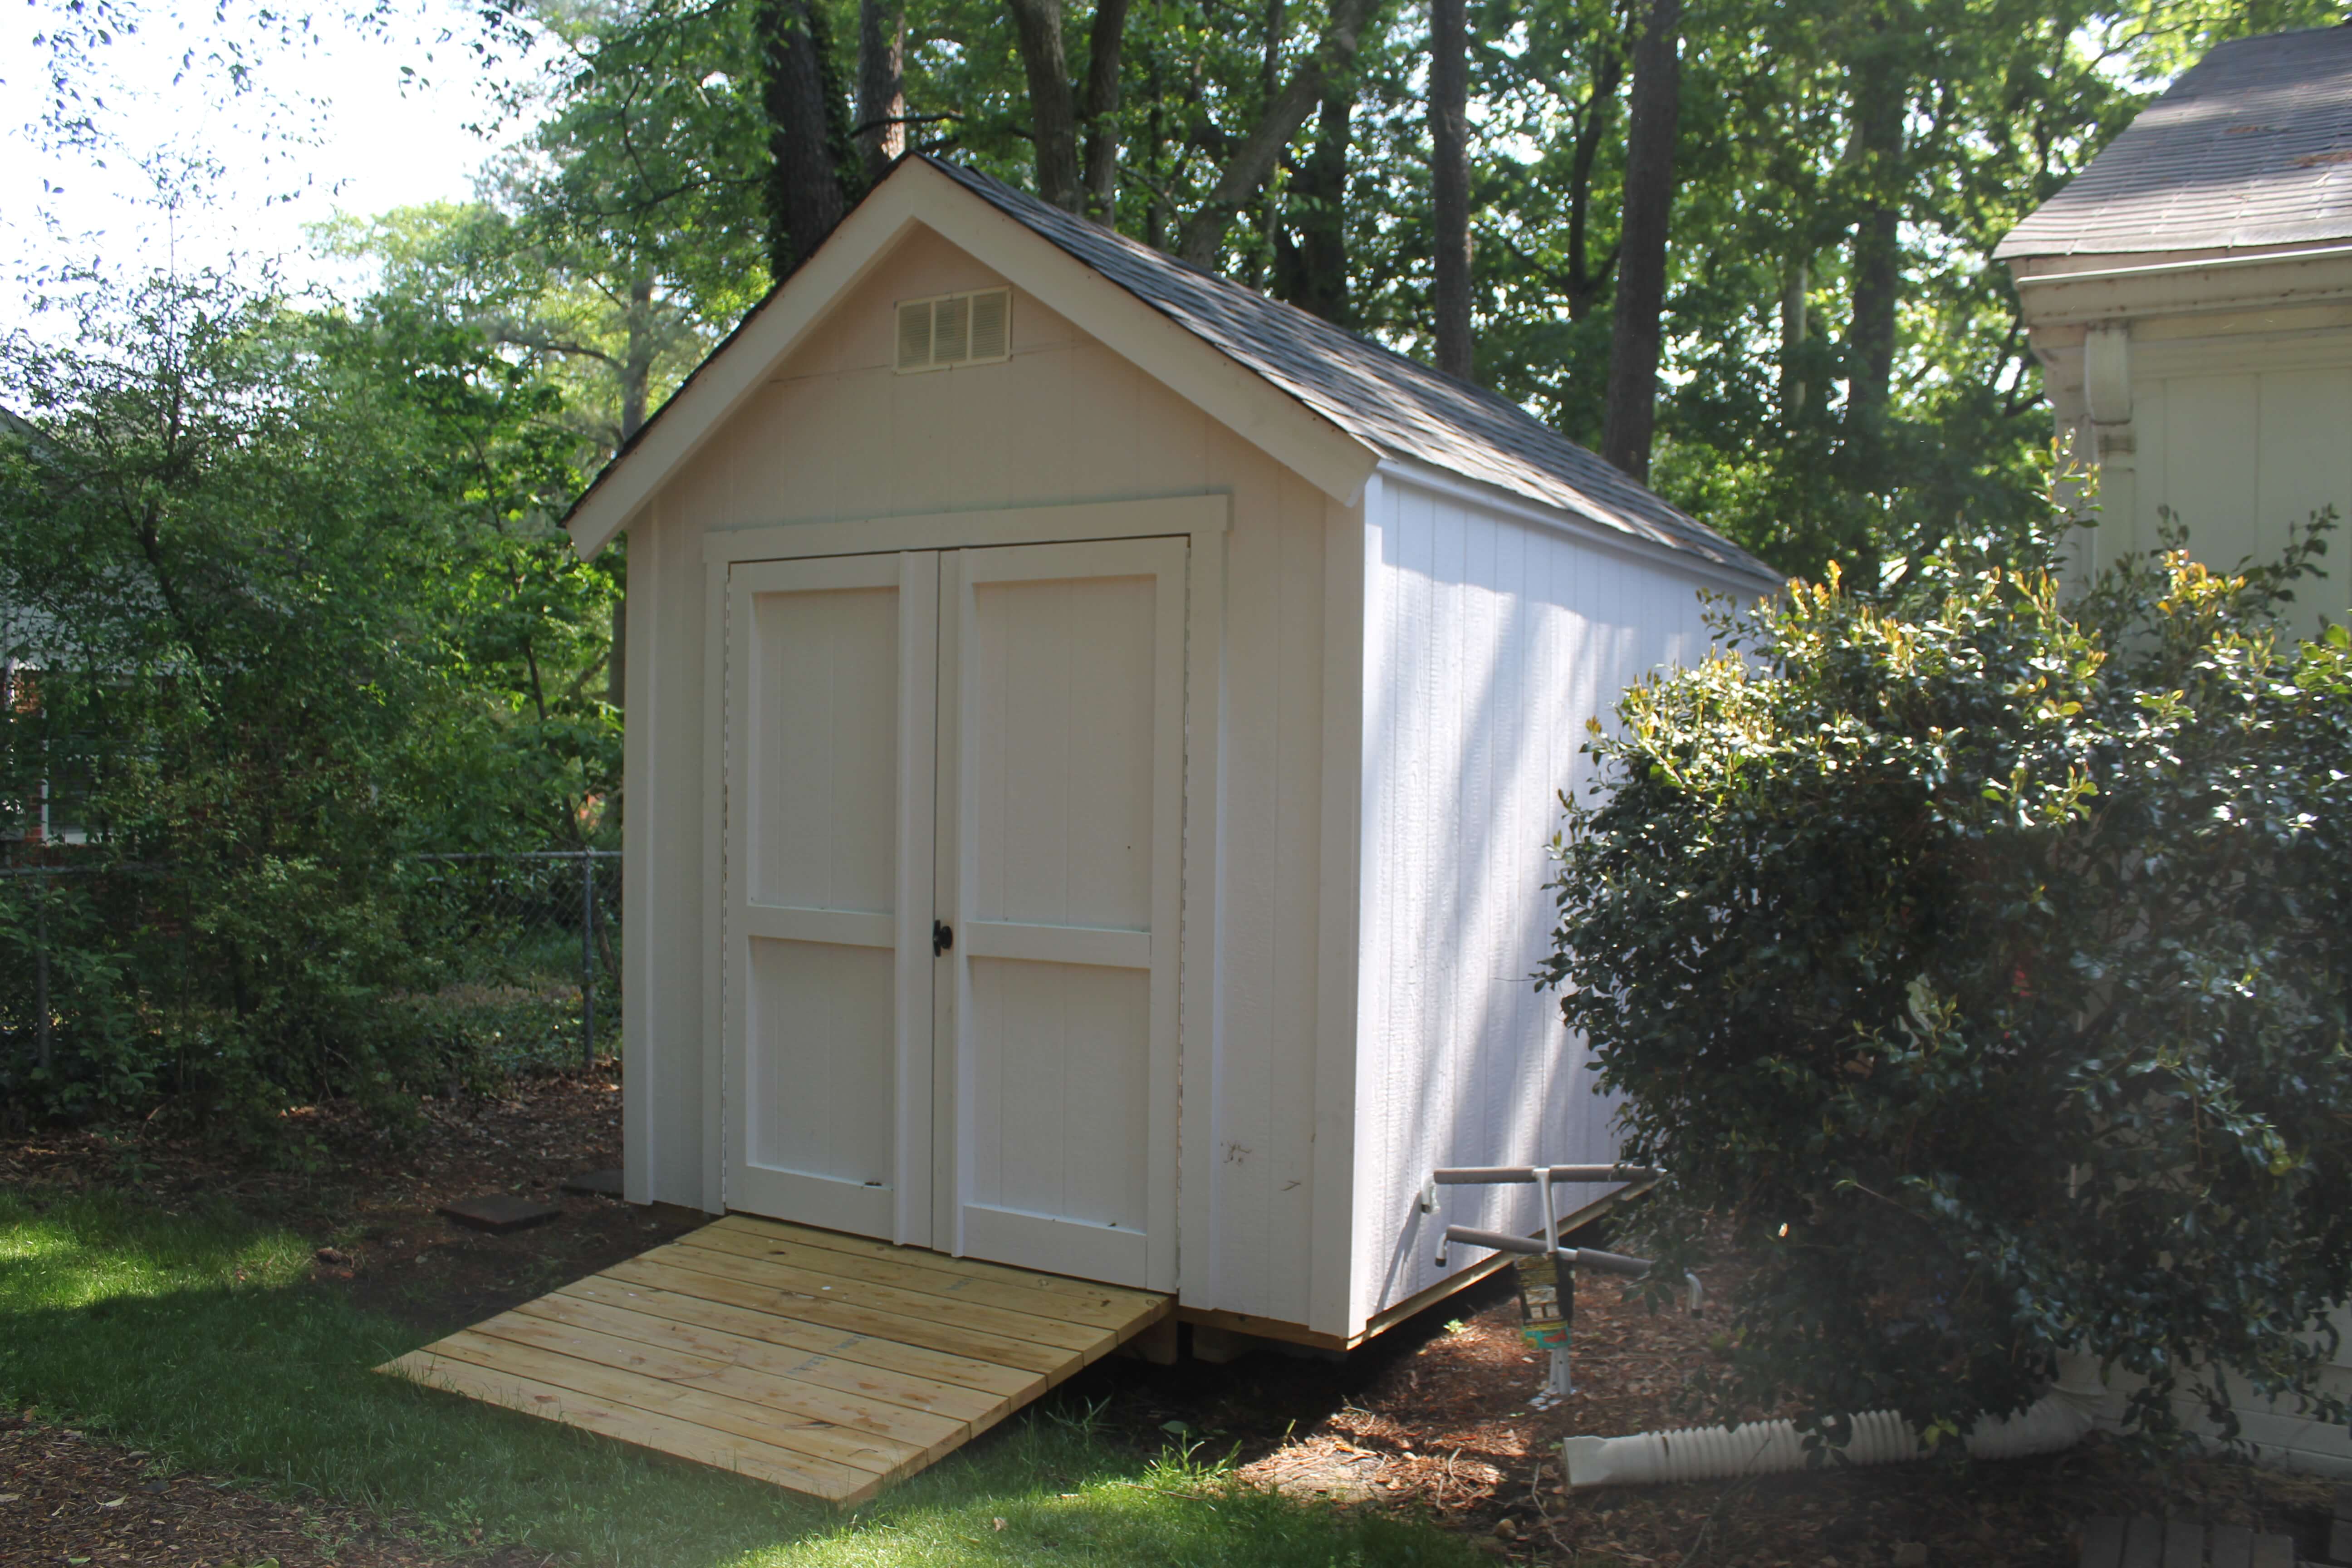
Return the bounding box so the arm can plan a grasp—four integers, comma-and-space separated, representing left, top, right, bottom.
2246, 1534, 2293, 1568
554, 1274, 1042, 1398
678, 1224, 1144, 1328
601, 1254, 1078, 1375
712, 1214, 1166, 1312
381, 1350, 877, 1505
463, 1311, 966, 1458
2081, 1517, 2127, 1568
2207, 1523, 2252, 1568
425, 1330, 920, 1480
2161, 1517, 2204, 1568
379, 1218, 1174, 1509
2122, 1516, 2164, 1568
512, 1292, 1004, 1425
640, 1239, 1112, 1353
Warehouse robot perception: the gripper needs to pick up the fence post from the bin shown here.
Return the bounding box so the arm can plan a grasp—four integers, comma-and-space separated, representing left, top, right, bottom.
580, 848, 595, 1071
34, 865, 52, 1074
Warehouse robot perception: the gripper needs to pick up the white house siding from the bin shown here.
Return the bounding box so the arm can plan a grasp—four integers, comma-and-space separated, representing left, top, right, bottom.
1348, 471, 1723, 1329
2061, 1305, 2352, 1477
624, 225, 1342, 1328
2123, 324, 2352, 622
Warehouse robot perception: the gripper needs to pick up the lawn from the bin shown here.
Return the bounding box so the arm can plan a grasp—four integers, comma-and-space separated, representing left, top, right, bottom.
0, 1186, 1477, 1567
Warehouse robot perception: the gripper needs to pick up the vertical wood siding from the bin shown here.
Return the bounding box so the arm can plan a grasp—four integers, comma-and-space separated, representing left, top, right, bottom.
1349, 475, 1719, 1328
629, 227, 1336, 1324
2127, 344, 2352, 629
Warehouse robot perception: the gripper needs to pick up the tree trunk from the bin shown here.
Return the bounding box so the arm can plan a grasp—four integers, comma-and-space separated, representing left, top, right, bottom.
1780, 256, 1808, 420
1844, 53, 1903, 438
1431, 0, 1471, 380
1561, 29, 1627, 322
607, 274, 658, 714
1599, 0, 1681, 483
1273, 88, 1352, 323
1007, 0, 1084, 211
1081, 0, 1131, 222
857, 0, 906, 183
759, 0, 855, 279
1175, 0, 1377, 267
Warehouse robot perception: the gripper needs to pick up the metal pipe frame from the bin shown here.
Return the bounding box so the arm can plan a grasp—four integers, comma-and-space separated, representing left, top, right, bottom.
1431, 1164, 1662, 1186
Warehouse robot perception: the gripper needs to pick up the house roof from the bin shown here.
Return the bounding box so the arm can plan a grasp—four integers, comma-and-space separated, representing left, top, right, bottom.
921, 160, 1766, 575
564, 156, 1771, 582
1997, 24, 2352, 260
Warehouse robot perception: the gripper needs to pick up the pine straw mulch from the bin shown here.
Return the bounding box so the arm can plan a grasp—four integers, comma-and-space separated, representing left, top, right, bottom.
1129, 1249, 2346, 1568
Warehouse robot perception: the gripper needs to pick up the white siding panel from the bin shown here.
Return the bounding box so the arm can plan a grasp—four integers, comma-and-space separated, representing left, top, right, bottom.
2256, 368, 2352, 565
1351, 475, 1716, 1327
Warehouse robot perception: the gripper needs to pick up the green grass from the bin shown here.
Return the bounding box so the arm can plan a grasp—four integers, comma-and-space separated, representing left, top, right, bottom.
0, 1187, 1476, 1567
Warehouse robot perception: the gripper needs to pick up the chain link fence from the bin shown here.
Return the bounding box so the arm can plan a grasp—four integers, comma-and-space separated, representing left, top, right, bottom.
0, 848, 621, 1111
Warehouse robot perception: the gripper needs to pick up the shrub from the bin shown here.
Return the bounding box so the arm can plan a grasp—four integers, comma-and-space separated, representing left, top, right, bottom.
1544, 514, 2352, 1450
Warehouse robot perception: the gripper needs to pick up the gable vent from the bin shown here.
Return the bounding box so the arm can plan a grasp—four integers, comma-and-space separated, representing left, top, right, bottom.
894, 288, 1012, 373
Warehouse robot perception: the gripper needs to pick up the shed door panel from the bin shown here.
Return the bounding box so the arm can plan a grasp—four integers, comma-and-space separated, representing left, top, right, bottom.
725, 552, 938, 1246
937, 539, 1186, 1289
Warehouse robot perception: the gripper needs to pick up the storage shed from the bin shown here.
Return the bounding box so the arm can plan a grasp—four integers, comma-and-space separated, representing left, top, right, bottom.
1999, 22, 2352, 631
2002, 25, 2352, 1475
569, 155, 1777, 1349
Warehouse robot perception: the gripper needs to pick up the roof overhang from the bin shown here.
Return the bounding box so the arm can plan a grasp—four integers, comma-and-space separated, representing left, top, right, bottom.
564, 158, 1379, 559
2008, 241, 2352, 328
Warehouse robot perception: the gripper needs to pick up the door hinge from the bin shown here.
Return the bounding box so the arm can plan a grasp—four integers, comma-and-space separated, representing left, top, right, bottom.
932, 919, 954, 957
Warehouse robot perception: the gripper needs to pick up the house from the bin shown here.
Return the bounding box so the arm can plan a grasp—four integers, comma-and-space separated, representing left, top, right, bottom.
564, 155, 1777, 1349
2002, 26, 2352, 1474
1999, 23, 2352, 631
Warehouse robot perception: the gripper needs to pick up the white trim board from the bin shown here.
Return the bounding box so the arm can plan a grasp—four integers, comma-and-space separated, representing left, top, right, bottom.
701, 495, 1232, 566
1374, 459, 1782, 599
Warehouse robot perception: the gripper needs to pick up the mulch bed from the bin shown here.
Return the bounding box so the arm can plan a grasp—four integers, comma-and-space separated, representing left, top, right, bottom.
1091, 1252, 2344, 1568
6, 1071, 2345, 1567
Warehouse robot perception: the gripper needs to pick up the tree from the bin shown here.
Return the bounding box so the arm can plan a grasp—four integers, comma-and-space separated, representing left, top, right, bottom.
1430, 0, 1473, 378
1598, 0, 1679, 479
759, 0, 861, 274
1542, 515, 2352, 1448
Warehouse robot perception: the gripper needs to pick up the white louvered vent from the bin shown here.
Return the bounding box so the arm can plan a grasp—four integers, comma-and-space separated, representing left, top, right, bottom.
893, 288, 1012, 373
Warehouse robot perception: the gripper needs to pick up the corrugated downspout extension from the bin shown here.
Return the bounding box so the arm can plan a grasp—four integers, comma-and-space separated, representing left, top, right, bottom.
1561, 1393, 2093, 1489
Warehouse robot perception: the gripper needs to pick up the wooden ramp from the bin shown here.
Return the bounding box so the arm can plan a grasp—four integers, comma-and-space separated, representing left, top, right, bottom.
377, 1213, 1171, 1506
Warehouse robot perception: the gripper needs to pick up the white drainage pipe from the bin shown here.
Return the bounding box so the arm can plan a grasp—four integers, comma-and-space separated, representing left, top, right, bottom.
1561, 1392, 2092, 1489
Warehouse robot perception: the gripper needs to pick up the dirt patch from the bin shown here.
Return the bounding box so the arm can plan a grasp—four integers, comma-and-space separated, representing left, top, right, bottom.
0, 1409, 556, 1568
8, 1077, 2343, 1567
1, 1065, 703, 1341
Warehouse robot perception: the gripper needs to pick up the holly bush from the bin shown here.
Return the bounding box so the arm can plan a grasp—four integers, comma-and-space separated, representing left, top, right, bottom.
1544, 514, 2352, 1451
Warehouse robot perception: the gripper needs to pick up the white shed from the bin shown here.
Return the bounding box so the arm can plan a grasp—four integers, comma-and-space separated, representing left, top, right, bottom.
2003, 25, 2352, 1475
568, 155, 1776, 1350
2000, 23, 2352, 632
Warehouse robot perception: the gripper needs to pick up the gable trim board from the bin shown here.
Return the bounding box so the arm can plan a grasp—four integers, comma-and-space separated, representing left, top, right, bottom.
598, 158, 1773, 1346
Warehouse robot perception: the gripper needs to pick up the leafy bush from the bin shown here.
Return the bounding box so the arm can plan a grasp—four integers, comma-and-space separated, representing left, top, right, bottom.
0, 270, 618, 1135
1544, 514, 2352, 1450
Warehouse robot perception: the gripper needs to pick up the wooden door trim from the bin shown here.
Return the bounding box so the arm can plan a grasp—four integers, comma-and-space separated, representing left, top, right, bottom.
701, 495, 1230, 567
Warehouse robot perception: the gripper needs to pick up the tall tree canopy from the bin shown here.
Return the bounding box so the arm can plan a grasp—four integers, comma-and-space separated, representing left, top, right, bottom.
441, 0, 2341, 579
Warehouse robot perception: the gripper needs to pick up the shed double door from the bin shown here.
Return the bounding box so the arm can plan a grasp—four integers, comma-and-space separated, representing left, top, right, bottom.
723, 537, 1185, 1290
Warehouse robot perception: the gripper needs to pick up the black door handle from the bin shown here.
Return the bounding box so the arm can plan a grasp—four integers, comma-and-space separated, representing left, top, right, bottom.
932, 920, 953, 956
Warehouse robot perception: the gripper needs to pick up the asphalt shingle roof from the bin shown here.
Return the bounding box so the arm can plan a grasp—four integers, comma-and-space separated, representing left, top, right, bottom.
925, 158, 1769, 577
1997, 24, 2352, 260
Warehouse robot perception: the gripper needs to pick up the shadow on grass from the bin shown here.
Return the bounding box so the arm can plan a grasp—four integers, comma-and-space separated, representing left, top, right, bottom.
0, 1189, 1476, 1567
